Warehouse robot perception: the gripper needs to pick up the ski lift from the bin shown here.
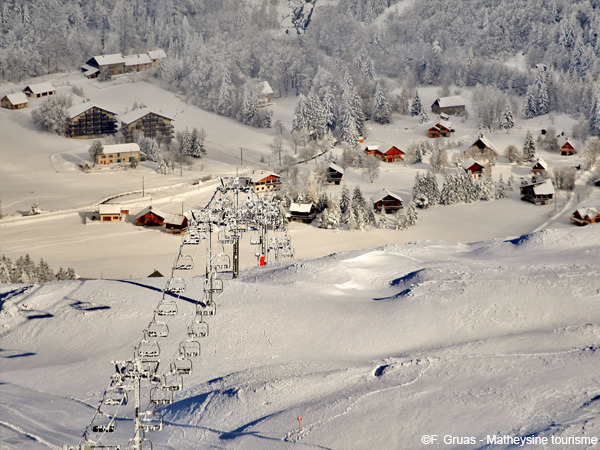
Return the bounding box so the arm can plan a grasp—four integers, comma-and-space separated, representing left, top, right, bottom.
140, 411, 163, 432
280, 247, 295, 259
165, 278, 186, 295
196, 299, 216, 316
137, 336, 160, 358
150, 386, 173, 406
203, 277, 223, 294
155, 299, 178, 316
179, 339, 201, 358
127, 438, 153, 450
81, 442, 120, 450
162, 373, 183, 391
217, 230, 235, 245
173, 254, 194, 270
195, 221, 209, 233
188, 320, 209, 338
114, 359, 159, 379
212, 253, 230, 271
250, 233, 261, 245
182, 233, 202, 245
171, 356, 192, 375
91, 413, 116, 433
147, 318, 169, 338
104, 385, 128, 406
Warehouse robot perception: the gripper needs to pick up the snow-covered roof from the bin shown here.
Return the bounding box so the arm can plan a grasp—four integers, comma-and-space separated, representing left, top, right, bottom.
147, 49, 167, 60
574, 207, 599, 220
370, 189, 403, 204
250, 171, 280, 183
124, 53, 152, 66
462, 158, 483, 170
364, 143, 381, 151
81, 64, 99, 76
434, 96, 465, 108
438, 118, 453, 129
289, 203, 313, 214
120, 107, 173, 124
533, 179, 555, 195
165, 214, 187, 226
23, 82, 54, 95
135, 205, 168, 220
533, 158, 548, 169
3, 92, 28, 105
99, 143, 141, 155
98, 203, 122, 215
67, 102, 116, 119
478, 136, 498, 153
260, 81, 273, 96
92, 54, 125, 66
328, 162, 344, 174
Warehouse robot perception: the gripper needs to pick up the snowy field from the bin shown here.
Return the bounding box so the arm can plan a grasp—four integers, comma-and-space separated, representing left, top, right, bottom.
1, 72, 600, 449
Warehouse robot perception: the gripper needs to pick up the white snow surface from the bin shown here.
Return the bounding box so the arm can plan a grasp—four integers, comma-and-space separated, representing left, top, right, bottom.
1, 227, 599, 449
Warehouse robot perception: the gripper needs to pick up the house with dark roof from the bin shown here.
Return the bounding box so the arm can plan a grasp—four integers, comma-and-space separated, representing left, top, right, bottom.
371, 189, 404, 213
520, 179, 555, 205
326, 162, 344, 184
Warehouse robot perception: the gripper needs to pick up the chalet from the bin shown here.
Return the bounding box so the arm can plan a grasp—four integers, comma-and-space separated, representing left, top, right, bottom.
84, 54, 126, 76
120, 108, 174, 142
83, 50, 165, 78
1, 92, 28, 109
531, 158, 548, 175
431, 96, 466, 115
465, 135, 499, 161
135, 206, 168, 227
22, 82, 55, 98
363, 144, 384, 159
251, 171, 281, 193
288, 203, 317, 223
326, 162, 344, 184
67, 103, 118, 139
428, 117, 454, 138
165, 214, 188, 234
462, 158, 485, 179
95, 143, 146, 166
520, 179, 555, 205
258, 81, 274, 107
371, 189, 404, 213
124, 53, 153, 73
147, 49, 167, 66
98, 203, 124, 222
382, 146, 405, 162
570, 207, 600, 226
560, 140, 577, 156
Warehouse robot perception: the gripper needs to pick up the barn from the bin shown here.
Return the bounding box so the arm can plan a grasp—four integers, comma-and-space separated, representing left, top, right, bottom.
288, 203, 317, 223
1, 93, 28, 109
531, 158, 548, 174
431, 96, 466, 115
371, 189, 404, 213
165, 214, 189, 234
465, 136, 499, 160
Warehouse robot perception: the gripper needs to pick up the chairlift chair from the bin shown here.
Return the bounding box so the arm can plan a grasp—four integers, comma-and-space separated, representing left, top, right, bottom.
155, 297, 178, 316
171, 356, 192, 375
104, 386, 128, 406
150, 386, 173, 406
182, 233, 202, 246
280, 247, 295, 259
162, 373, 183, 391
218, 230, 235, 245
140, 411, 163, 432
188, 320, 208, 338
81, 443, 121, 450
212, 253, 231, 271
165, 278, 186, 295
173, 254, 194, 270
147, 318, 169, 338
203, 277, 223, 294
180, 339, 201, 358
137, 337, 160, 358
127, 438, 153, 450
196, 297, 216, 316
114, 359, 159, 379
91, 413, 116, 433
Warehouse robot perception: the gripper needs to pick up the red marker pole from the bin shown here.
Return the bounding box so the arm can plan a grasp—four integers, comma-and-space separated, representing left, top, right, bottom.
297, 416, 302, 433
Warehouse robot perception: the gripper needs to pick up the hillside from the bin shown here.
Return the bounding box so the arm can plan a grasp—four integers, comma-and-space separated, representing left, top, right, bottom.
1, 226, 599, 448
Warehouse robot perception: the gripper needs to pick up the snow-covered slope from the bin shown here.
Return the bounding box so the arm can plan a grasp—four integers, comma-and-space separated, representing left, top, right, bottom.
1, 226, 599, 449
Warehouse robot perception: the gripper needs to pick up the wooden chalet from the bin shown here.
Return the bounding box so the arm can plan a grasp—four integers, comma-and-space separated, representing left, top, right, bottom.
135, 206, 168, 227
120, 108, 174, 142
520, 179, 555, 205
363, 144, 384, 159
251, 171, 281, 193
465, 135, 499, 161
326, 162, 344, 184
288, 203, 317, 223
95, 143, 146, 166
165, 214, 188, 234
22, 82, 55, 98
82, 50, 165, 78
382, 146, 405, 162
67, 102, 118, 139
428, 117, 454, 138
1, 92, 28, 109
531, 158, 548, 174
462, 158, 485, 179
124, 53, 153, 73
560, 140, 577, 156
98, 203, 123, 222
570, 207, 600, 226
258, 81, 274, 107
85, 54, 126, 76
371, 189, 404, 213
431, 96, 466, 115
147, 49, 167, 66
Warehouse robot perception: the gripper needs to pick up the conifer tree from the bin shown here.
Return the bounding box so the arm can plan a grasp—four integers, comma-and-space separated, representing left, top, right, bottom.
402, 201, 418, 228
523, 86, 538, 119
218, 68, 233, 116
190, 127, 206, 158
373, 83, 391, 124
590, 84, 600, 137
523, 130, 537, 162
500, 100, 515, 132
496, 174, 506, 199
411, 91, 423, 117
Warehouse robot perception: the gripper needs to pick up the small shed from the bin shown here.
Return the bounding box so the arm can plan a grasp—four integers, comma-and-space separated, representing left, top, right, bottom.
23, 82, 55, 98
165, 214, 188, 234
431, 96, 466, 115
371, 189, 404, 213
148, 269, 164, 277
520, 179, 555, 205
560, 140, 577, 156
98, 203, 123, 222
135, 206, 168, 226
382, 146, 405, 162
531, 158, 548, 174
1, 92, 28, 109
570, 207, 600, 226
251, 171, 281, 193
288, 203, 317, 223
462, 158, 485, 179
326, 162, 344, 184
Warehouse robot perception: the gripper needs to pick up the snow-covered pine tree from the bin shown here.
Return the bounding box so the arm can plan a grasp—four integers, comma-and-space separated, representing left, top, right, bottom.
393, 212, 403, 230
241, 87, 259, 127
535, 65, 550, 115
218, 68, 233, 116
352, 185, 366, 212
340, 73, 364, 145
425, 170, 440, 205
323, 87, 337, 131
373, 83, 391, 124
292, 94, 309, 134
411, 90, 423, 116
499, 100, 515, 132
462, 171, 480, 203
340, 185, 350, 216
190, 127, 206, 158
397, 86, 410, 115
507, 174, 516, 191
419, 109, 430, 124
306, 93, 326, 140
347, 201, 358, 230
403, 201, 418, 228
479, 175, 496, 201
378, 207, 389, 229
37, 258, 55, 282
523, 130, 537, 162
495, 174, 506, 199
590, 84, 600, 137
523, 86, 538, 119
181, 128, 193, 156
157, 153, 170, 174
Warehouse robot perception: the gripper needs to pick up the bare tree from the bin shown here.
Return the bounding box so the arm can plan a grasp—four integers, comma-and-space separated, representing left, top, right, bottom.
362, 154, 381, 183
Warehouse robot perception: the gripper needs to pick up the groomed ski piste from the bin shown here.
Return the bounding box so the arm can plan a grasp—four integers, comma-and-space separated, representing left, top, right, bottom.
1, 224, 599, 449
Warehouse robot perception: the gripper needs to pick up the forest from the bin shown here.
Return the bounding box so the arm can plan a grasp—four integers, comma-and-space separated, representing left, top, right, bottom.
1, 0, 599, 138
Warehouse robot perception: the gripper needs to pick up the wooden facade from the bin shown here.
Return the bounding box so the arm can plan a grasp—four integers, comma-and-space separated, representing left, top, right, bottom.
1, 93, 28, 109
251, 171, 281, 193
364, 145, 384, 159
428, 122, 453, 138
67, 103, 118, 139
382, 146, 405, 162
560, 141, 577, 156
326, 163, 344, 184
23, 82, 55, 98
120, 108, 174, 142
135, 206, 167, 227
84, 50, 166, 78
531, 158, 548, 174
431, 96, 466, 115
462, 158, 485, 179
520, 179, 555, 205
371, 189, 404, 213
165, 214, 189, 234
288, 203, 317, 223
465, 136, 498, 160
95, 143, 146, 165
570, 207, 600, 226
